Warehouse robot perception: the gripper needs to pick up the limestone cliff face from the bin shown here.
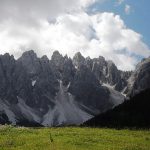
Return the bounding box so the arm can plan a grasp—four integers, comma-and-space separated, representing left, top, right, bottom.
0, 50, 132, 126
125, 57, 150, 97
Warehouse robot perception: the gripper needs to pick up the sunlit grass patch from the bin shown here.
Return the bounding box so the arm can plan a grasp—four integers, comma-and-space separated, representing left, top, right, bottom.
0, 125, 150, 150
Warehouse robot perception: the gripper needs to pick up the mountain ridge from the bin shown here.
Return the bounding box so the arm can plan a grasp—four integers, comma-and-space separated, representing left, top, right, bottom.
0, 50, 149, 126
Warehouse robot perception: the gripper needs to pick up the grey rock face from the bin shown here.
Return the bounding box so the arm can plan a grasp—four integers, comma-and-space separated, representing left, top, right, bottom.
125, 57, 150, 97
0, 50, 130, 126
84, 55, 131, 92
73, 52, 85, 68
0, 53, 20, 104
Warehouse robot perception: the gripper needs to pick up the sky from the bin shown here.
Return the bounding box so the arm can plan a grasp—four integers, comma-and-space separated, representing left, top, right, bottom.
0, 0, 149, 70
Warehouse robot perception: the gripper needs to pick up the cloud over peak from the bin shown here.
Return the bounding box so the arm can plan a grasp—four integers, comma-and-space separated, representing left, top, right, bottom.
0, 0, 149, 70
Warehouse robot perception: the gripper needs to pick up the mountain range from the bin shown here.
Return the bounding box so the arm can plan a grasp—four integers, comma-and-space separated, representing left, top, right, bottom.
0, 50, 150, 126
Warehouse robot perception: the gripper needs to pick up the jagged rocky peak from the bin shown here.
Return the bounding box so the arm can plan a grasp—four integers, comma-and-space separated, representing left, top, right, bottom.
18, 50, 38, 64
0, 53, 15, 69
41, 55, 49, 63
64, 54, 69, 60
85, 56, 92, 64
0, 53, 14, 59
17, 50, 41, 74
51, 50, 65, 67
51, 50, 63, 60
107, 60, 120, 76
125, 56, 150, 96
136, 57, 150, 70
63, 54, 74, 67
73, 52, 85, 68
85, 56, 93, 70
92, 56, 107, 73
86, 56, 91, 60
107, 60, 116, 67
0, 53, 16, 80
0, 53, 15, 63
20, 50, 37, 60
107, 60, 118, 73
98, 56, 106, 62
63, 54, 73, 65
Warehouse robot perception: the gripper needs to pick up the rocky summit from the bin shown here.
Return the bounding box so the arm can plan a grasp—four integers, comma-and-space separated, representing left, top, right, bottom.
0, 50, 149, 127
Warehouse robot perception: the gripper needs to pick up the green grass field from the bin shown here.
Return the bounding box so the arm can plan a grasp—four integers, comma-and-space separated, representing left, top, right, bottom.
0, 125, 150, 150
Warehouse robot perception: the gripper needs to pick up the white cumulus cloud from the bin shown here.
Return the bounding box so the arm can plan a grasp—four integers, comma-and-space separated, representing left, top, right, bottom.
0, 0, 149, 70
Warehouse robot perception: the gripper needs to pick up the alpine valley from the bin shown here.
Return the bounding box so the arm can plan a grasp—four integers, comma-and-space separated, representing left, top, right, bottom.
0, 50, 150, 127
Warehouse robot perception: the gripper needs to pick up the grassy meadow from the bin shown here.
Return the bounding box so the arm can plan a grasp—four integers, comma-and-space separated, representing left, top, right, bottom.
0, 125, 150, 150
